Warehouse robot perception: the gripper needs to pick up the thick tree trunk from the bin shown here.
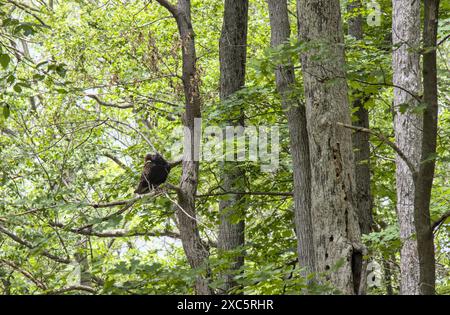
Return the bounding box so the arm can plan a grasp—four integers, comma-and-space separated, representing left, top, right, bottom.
267, 0, 315, 278
297, 0, 363, 294
218, 0, 249, 294
413, 0, 439, 295
348, 0, 373, 236
156, 0, 212, 295
392, 0, 421, 295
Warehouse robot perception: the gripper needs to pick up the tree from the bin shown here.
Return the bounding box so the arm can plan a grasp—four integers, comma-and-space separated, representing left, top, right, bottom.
0, 0, 449, 296
348, 0, 373, 236
413, 0, 440, 295
217, 0, 249, 294
297, 0, 363, 294
155, 0, 212, 295
392, 0, 422, 295
266, 0, 315, 279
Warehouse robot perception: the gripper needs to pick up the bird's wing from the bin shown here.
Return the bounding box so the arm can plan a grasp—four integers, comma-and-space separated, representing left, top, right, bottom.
134, 161, 154, 194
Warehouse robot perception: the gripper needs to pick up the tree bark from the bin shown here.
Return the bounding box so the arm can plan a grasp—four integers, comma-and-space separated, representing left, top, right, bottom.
392, 0, 422, 295
413, 0, 440, 295
297, 0, 363, 294
267, 0, 315, 279
156, 0, 213, 295
348, 0, 372, 295
217, 0, 249, 294
348, 0, 373, 236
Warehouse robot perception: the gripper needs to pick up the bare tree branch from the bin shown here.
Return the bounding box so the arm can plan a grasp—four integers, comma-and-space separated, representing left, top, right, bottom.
195, 191, 293, 198
86, 94, 134, 109
102, 153, 133, 173
86, 190, 160, 209
44, 285, 96, 295
437, 34, 450, 47
337, 122, 417, 176
0, 224, 71, 264
49, 222, 180, 239
168, 159, 182, 169
0, 259, 47, 290
432, 210, 450, 233
7, 0, 49, 27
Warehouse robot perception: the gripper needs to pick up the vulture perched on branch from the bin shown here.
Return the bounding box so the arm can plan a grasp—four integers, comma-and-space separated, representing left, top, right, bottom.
134, 153, 171, 194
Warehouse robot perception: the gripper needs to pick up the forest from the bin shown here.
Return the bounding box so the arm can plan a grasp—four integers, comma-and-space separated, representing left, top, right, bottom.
0, 0, 448, 296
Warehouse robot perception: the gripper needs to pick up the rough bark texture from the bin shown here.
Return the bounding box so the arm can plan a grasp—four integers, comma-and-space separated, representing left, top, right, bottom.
392, 0, 421, 295
297, 0, 363, 294
267, 0, 315, 278
348, 0, 373, 236
413, 0, 439, 295
348, 0, 372, 295
156, 0, 212, 295
218, 0, 249, 294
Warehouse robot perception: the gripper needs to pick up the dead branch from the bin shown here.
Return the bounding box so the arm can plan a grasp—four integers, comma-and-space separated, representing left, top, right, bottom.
337, 122, 417, 176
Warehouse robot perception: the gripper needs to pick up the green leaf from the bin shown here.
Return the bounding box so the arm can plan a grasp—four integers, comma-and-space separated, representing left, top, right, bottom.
2, 103, 10, 119
13, 84, 22, 93
398, 103, 409, 114
0, 53, 10, 69
14, 24, 35, 36
7, 74, 15, 84
56, 64, 67, 78
33, 73, 45, 81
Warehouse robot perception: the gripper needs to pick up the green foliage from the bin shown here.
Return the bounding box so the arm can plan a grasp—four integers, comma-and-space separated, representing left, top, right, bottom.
0, 0, 448, 295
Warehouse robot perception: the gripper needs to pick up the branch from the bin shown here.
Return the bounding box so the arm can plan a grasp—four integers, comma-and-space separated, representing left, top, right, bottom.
86, 94, 134, 109
1, 127, 17, 137
7, 0, 49, 27
45, 285, 96, 295
77, 229, 180, 238
86, 191, 159, 208
0, 259, 47, 290
0, 224, 71, 264
76, 190, 172, 230
337, 122, 417, 176
107, 120, 159, 153
168, 159, 182, 169
102, 153, 133, 173
154, 0, 179, 18
50, 221, 180, 239
432, 210, 450, 233
349, 78, 422, 103
437, 34, 450, 47
165, 183, 183, 195
195, 191, 293, 198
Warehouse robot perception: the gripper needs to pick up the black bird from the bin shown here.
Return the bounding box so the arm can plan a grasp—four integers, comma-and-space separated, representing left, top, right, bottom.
134, 153, 171, 194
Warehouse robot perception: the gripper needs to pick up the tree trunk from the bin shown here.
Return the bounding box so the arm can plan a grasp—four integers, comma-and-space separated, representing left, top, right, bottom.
156, 0, 212, 295
348, 0, 373, 236
348, 0, 372, 295
74, 236, 92, 288
297, 0, 363, 294
392, 0, 422, 295
217, 0, 249, 294
267, 0, 315, 279
413, 0, 440, 295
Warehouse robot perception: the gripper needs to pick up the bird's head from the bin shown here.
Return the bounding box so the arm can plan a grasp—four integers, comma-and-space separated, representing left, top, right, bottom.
144, 153, 153, 162
145, 153, 166, 164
